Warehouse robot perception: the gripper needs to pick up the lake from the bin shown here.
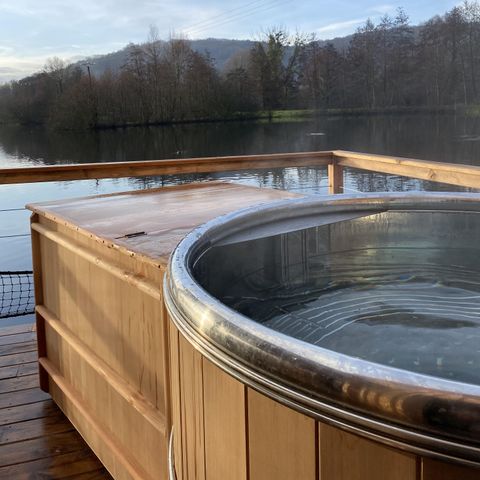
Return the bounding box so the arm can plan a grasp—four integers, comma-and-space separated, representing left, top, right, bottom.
2, 113, 480, 274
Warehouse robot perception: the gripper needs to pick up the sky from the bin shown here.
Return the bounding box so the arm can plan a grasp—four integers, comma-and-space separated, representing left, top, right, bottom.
0, 0, 460, 82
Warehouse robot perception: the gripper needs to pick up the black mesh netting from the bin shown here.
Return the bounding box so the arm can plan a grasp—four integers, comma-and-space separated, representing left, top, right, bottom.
0, 271, 35, 319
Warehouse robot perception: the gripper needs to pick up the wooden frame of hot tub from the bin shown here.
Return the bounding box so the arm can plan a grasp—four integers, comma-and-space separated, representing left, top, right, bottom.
30, 211, 170, 480
2, 150, 480, 479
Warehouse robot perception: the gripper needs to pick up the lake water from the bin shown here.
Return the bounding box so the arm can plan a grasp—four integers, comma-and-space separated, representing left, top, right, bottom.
2, 113, 480, 275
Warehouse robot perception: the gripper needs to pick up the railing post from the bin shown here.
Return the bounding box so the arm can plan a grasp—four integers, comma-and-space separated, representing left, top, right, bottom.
328, 160, 344, 194
30, 213, 49, 392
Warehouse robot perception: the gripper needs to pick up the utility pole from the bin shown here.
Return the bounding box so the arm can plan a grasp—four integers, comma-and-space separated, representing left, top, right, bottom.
81, 62, 97, 127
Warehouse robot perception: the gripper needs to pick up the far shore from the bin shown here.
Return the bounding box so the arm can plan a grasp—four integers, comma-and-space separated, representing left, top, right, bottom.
0, 105, 476, 131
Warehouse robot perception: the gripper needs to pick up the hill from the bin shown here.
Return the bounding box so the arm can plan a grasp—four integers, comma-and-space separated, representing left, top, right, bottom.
75, 35, 354, 76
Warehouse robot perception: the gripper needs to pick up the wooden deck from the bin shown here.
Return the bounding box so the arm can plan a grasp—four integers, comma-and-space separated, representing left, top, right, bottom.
0, 322, 112, 479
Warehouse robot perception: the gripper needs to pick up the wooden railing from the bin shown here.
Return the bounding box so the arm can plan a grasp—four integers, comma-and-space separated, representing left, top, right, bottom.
332, 151, 480, 192
0, 152, 332, 185
1, 149, 480, 321
2, 150, 480, 194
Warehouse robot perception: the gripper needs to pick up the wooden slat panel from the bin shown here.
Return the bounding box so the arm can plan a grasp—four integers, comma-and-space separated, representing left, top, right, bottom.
43, 325, 167, 479
37, 225, 166, 410
39, 305, 166, 434
69, 469, 112, 479
421, 458, 480, 480
319, 423, 417, 480
248, 388, 316, 480
1, 151, 332, 184
168, 321, 183, 480
203, 358, 247, 480
45, 360, 155, 480
0, 321, 111, 479
178, 334, 206, 480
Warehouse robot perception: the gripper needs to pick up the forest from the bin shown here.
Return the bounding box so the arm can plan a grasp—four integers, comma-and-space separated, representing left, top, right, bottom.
1, 2, 480, 129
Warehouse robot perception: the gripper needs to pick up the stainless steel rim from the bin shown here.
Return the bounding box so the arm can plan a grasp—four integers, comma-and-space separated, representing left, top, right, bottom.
164, 192, 480, 466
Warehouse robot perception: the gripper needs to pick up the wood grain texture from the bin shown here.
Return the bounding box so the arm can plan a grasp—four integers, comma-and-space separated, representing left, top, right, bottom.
334, 150, 480, 189
421, 458, 480, 480
28, 182, 301, 266
0, 373, 39, 394
2, 151, 332, 184
248, 388, 316, 480
0, 323, 112, 479
319, 423, 417, 480
203, 359, 247, 480
28, 182, 300, 480
43, 358, 154, 480
328, 162, 344, 194
0, 449, 106, 480
31, 211, 49, 391
0, 399, 57, 426
178, 334, 206, 480
168, 320, 183, 480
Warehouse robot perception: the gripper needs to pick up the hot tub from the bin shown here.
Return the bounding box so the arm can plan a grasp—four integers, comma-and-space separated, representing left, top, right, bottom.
165, 193, 480, 480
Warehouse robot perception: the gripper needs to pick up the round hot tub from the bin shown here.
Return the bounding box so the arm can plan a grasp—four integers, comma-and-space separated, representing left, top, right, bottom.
165, 193, 480, 480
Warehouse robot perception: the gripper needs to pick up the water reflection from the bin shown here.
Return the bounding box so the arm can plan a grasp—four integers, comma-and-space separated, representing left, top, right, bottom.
194, 210, 480, 384
1, 113, 480, 275
2, 114, 480, 166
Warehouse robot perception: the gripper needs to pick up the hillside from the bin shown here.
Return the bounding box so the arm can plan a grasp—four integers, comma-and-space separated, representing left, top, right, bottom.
75, 35, 354, 76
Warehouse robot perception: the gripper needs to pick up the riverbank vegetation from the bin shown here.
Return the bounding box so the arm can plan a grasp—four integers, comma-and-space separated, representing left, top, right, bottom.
1, 2, 480, 129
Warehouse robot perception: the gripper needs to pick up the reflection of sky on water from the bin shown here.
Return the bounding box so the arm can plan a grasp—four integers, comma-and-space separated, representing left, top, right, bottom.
1, 114, 480, 277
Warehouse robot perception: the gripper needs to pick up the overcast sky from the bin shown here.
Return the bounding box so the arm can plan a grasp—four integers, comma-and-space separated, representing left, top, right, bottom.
0, 0, 459, 82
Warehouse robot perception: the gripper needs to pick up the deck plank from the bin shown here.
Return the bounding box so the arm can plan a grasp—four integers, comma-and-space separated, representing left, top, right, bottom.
0, 361, 39, 380
0, 350, 38, 368
0, 450, 105, 479
0, 340, 37, 356
0, 413, 73, 444
0, 387, 50, 408
0, 331, 37, 346
0, 373, 39, 394
0, 323, 35, 336
0, 400, 57, 426
0, 324, 112, 479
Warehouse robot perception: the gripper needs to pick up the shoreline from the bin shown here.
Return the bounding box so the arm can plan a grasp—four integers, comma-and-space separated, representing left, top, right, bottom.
0, 105, 473, 131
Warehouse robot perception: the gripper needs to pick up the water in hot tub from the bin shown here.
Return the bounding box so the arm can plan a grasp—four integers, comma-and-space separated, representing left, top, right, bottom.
195, 227, 480, 385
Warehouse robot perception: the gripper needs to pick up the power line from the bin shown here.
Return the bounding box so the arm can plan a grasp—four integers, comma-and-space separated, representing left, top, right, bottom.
184, 0, 289, 37
185, 0, 284, 36
0, 234, 30, 239
182, 0, 265, 32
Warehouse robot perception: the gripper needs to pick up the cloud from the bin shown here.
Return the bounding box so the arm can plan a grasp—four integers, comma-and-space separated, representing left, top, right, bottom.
368, 4, 396, 14
316, 18, 366, 35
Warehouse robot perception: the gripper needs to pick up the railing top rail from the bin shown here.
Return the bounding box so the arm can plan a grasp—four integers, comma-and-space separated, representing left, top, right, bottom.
0, 149, 479, 190
333, 150, 480, 174
0, 151, 333, 185
333, 150, 480, 190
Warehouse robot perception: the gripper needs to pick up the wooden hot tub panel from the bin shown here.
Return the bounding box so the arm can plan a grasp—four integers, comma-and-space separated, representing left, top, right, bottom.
27, 183, 480, 480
